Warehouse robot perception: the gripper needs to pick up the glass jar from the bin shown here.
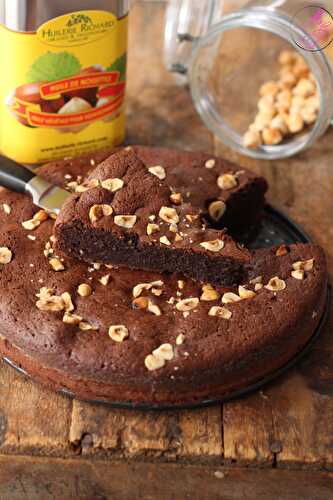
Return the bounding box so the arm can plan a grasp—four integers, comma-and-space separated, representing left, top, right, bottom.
165, 0, 333, 159
0, 1, 129, 164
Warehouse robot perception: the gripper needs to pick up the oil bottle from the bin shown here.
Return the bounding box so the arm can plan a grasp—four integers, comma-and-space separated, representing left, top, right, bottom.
0, 0, 129, 164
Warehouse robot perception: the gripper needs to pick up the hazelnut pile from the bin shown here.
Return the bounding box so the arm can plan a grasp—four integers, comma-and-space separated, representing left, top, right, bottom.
243, 50, 320, 149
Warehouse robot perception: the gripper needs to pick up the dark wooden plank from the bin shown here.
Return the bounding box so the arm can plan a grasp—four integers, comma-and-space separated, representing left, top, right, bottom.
0, 361, 72, 457
69, 402, 223, 461
0, 456, 333, 500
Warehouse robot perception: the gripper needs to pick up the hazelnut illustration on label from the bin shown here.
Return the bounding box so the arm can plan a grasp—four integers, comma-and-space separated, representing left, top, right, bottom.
0, 10, 128, 164
7, 51, 126, 132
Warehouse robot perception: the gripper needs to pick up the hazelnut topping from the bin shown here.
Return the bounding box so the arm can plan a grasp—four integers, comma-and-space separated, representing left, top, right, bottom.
217, 173, 238, 190
114, 215, 137, 229
200, 239, 224, 252
89, 204, 113, 224
208, 306, 232, 319
176, 298, 199, 312
0, 247, 12, 264
265, 277, 286, 291
221, 292, 241, 304
109, 325, 129, 342
159, 206, 179, 224
208, 200, 226, 221
101, 178, 124, 192
201, 284, 220, 302
148, 166, 166, 180
77, 284, 92, 297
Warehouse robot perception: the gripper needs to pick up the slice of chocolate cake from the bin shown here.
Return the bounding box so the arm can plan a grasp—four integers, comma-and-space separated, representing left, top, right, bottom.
54, 147, 265, 286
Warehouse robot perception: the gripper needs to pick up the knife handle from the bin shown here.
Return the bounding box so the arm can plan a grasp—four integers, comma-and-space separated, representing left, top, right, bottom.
0, 156, 35, 194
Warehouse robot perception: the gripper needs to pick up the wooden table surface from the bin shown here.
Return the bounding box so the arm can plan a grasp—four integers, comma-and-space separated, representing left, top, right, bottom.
1, 3, 333, 499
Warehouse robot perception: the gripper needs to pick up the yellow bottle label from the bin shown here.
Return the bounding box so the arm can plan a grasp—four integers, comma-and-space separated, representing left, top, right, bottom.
0, 10, 128, 164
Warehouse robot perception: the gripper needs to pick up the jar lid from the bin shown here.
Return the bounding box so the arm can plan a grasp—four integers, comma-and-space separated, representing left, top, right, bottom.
164, 0, 224, 76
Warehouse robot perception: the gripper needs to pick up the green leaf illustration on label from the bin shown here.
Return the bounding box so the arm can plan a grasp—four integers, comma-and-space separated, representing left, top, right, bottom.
107, 53, 127, 81
27, 52, 82, 83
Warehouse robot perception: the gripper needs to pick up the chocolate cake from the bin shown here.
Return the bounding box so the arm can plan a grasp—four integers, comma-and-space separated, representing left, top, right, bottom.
0, 147, 328, 406
55, 147, 259, 286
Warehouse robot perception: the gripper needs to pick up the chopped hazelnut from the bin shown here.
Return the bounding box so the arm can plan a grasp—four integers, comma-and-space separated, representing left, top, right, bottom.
292, 259, 314, 271
208, 200, 226, 222
178, 280, 185, 290
76, 179, 100, 193
176, 297, 199, 312
186, 214, 199, 223
0, 247, 12, 264
200, 239, 224, 252
291, 269, 305, 280
2, 204, 11, 215
77, 284, 92, 297
265, 276, 286, 291
148, 166, 166, 180
222, 292, 242, 304
89, 204, 113, 224
159, 206, 179, 224
99, 274, 110, 286
208, 306, 232, 319
145, 354, 165, 371
217, 173, 238, 190
176, 333, 185, 345
63, 312, 82, 325
114, 215, 137, 229
205, 159, 216, 169
174, 233, 183, 242
132, 280, 163, 298
36, 288, 65, 312
201, 284, 219, 301
61, 292, 74, 312
49, 257, 65, 272
147, 300, 162, 316
249, 276, 262, 284
153, 343, 174, 361
22, 219, 41, 231
108, 325, 129, 342
276, 245, 289, 257
147, 223, 160, 236
101, 178, 124, 192
238, 286, 256, 299
79, 321, 98, 331
170, 192, 183, 205
160, 235, 171, 246
255, 283, 263, 291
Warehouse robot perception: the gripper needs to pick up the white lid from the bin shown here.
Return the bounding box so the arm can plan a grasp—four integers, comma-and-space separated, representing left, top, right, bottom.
164, 0, 224, 76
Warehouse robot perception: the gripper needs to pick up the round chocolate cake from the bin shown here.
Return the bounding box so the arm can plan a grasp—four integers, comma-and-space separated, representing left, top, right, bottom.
0, 146, 328, 406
